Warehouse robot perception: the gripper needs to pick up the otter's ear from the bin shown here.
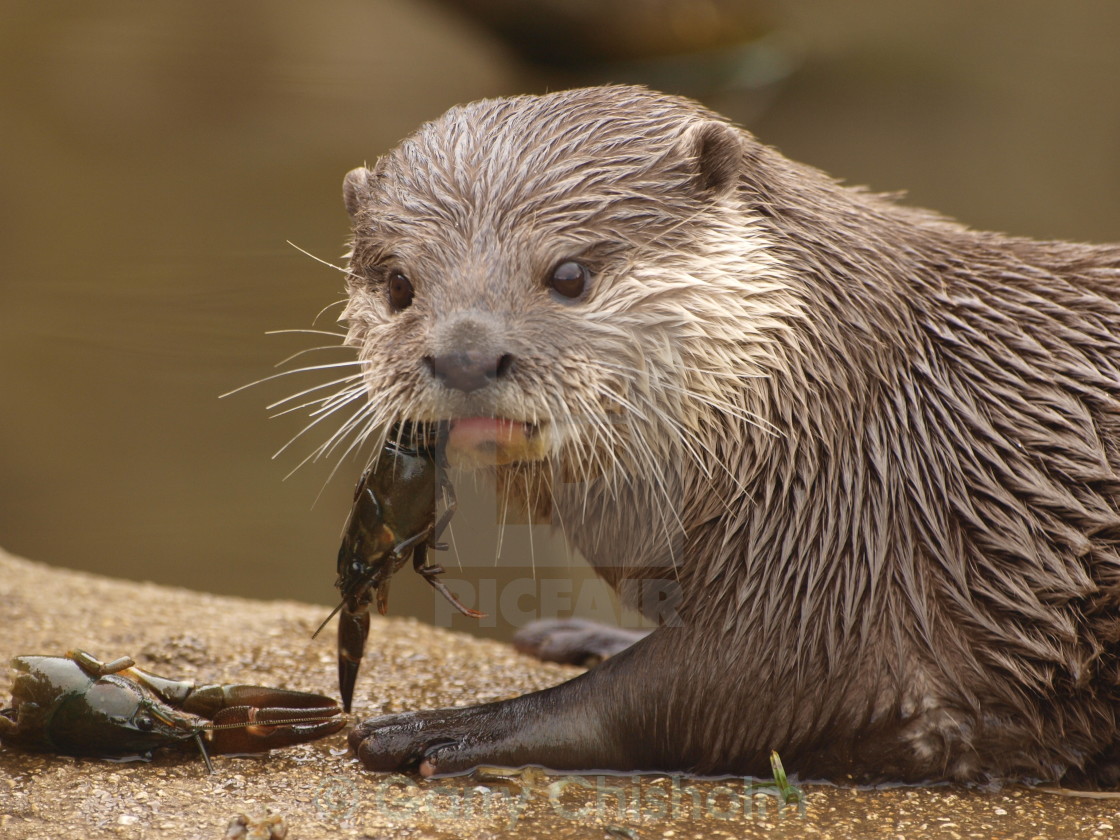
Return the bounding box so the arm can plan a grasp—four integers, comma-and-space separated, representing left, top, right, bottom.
343, 166, 372, 219
680, 120, 744, 197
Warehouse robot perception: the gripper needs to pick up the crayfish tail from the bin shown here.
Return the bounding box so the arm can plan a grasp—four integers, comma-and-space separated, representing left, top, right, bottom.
337, 606, 370, 713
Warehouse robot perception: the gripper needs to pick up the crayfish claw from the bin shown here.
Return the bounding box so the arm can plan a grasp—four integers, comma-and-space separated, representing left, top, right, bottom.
183, 684, 345, 754
206, 700, 346, 755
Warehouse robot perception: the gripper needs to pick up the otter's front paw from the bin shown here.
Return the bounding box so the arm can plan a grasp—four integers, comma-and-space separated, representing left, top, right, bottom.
349, 708, 508, 777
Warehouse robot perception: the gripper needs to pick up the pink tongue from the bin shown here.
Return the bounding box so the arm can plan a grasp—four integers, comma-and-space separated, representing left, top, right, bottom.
449, 417, 518, 447
447, 418, 534, 466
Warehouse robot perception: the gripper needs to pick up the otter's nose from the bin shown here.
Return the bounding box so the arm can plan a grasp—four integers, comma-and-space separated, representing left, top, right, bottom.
424, 351, 515, 393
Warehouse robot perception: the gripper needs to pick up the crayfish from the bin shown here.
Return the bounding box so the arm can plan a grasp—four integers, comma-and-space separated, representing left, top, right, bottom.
314, 422, 483, 713
0, 651, 345, 772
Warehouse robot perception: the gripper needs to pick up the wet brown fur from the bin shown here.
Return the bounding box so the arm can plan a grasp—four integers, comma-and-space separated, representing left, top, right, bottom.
338, 86, 1120, 784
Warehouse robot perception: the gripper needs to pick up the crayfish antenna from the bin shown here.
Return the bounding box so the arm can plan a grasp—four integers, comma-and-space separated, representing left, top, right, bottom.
194, 732, 215, 774
312, 599, 346, 640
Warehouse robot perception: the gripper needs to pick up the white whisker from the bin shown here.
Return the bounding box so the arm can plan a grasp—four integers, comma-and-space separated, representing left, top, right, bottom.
267, 344, 352, 367
274, 390, 370, 464
313, 298, 348, 324
265, 328, 348, 339
266, 373, 365, 411
220, 360, 366, 399
286, 240, 356, 278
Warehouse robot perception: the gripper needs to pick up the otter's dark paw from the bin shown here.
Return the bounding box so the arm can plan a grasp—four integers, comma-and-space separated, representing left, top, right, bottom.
349, 708, 511, 777
513, 618, 648, 666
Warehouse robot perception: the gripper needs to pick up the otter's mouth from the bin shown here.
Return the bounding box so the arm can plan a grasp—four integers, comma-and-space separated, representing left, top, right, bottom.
445, 417, 546, 467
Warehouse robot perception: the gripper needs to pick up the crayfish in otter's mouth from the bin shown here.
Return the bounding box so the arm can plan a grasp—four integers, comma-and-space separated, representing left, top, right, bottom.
314, 422, 483, 713
0, 650, 345, 772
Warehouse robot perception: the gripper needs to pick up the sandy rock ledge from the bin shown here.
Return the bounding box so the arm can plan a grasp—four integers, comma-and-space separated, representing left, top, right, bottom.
1, 547, 1117, 839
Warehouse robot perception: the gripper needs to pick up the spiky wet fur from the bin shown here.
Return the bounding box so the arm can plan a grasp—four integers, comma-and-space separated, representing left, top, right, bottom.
336, 86, 1120, 783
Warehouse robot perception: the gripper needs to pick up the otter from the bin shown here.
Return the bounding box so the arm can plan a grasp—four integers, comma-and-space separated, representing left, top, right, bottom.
335, 85, 1120, 784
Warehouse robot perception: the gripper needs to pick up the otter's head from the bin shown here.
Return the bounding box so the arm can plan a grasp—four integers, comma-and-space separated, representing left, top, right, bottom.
339, 86, 799, 491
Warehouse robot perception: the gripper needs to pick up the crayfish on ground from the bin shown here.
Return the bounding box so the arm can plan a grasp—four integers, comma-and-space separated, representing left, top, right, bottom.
0, 650, 345, 772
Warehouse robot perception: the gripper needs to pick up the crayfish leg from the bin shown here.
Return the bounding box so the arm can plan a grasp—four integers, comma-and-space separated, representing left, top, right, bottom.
193, 731, 215, 774
68, 650, 135, 677
413, 552, 486, 619
374, 579, 392, 617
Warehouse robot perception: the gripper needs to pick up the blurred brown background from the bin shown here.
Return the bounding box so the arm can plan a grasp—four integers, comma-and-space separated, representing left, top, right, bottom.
1, 0, 1117, 641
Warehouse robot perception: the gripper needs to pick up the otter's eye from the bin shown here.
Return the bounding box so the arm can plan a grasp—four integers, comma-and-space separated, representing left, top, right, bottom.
388, 271, 414, 311
548, 261, 589, 300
